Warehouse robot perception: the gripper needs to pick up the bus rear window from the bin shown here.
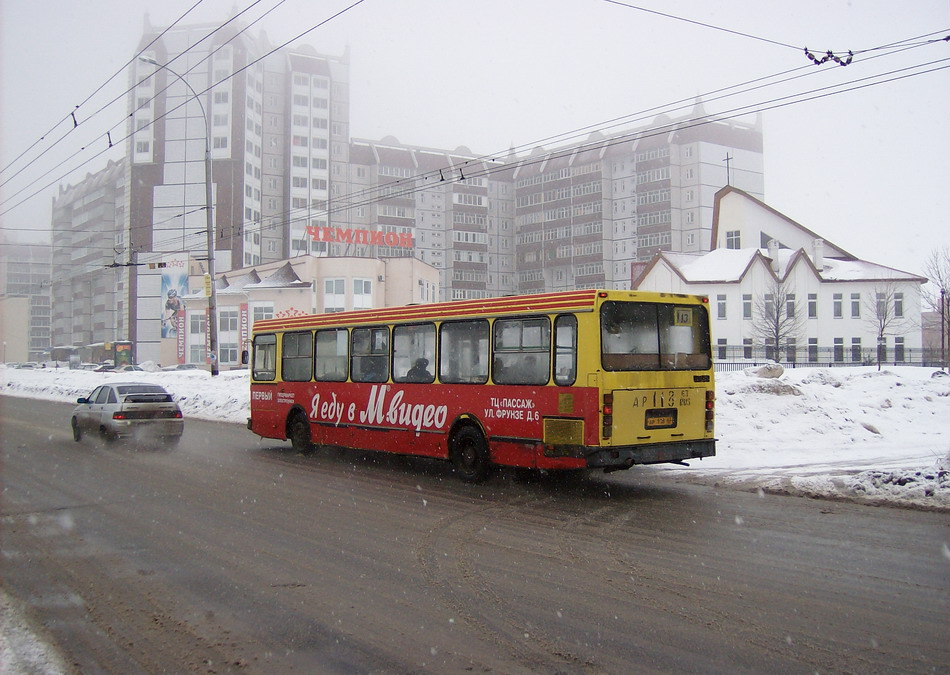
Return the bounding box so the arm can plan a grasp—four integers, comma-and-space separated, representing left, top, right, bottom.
601, 301, 710, 371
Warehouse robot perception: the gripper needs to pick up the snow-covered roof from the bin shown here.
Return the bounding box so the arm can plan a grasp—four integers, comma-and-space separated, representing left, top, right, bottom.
643, 247, 926, 286
662, 249, 760, 282
818, 258, 922, 282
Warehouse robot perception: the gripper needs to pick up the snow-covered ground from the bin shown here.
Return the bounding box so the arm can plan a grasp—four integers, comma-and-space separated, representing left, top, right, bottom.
1, 363, 948, 511
1, 363, 948, 672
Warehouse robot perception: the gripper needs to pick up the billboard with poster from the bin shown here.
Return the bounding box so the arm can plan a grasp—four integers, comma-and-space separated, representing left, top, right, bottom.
160, 255, 189, 339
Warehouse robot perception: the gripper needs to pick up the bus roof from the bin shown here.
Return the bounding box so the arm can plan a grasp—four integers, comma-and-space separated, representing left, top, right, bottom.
252, 288, 707, 333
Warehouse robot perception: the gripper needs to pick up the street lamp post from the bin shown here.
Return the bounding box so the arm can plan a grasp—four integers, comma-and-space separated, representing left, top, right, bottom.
139, 56, 219, 375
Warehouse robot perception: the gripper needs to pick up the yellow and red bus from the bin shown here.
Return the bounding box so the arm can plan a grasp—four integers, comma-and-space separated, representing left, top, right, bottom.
247, 289, 715, 482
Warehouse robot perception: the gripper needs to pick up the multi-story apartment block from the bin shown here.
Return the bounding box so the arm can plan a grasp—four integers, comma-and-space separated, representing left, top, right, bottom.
0, 237, 52, 361
510, 102, 764, 294
48, 159, 126, 355
127, 19, 349, 364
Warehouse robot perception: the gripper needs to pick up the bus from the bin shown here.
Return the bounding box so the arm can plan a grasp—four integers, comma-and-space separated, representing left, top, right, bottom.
247, 289, 715, 482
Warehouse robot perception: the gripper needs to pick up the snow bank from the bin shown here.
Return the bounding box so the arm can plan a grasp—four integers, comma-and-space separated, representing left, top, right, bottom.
1, 364, 948, 510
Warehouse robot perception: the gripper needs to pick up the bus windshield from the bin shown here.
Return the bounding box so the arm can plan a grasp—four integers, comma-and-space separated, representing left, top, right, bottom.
600, 300, 711, 371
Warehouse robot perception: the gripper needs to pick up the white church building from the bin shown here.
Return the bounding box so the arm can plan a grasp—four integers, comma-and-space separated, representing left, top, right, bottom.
633, 187, 927, 365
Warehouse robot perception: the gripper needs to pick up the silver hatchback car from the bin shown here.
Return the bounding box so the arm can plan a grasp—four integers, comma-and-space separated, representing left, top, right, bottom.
71, 382, 184, 445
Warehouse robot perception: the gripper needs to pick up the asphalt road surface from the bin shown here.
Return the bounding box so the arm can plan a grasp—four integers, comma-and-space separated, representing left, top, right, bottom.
2, 395, 948, 674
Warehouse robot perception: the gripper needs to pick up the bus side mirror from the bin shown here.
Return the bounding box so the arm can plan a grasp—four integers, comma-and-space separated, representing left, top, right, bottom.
241, 349, 249, 365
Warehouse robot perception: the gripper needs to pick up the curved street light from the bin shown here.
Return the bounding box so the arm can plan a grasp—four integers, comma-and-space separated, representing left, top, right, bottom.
139, 56, 219, 375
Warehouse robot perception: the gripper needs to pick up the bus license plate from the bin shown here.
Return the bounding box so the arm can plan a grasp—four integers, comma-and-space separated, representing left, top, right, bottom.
645, 408, 677, 429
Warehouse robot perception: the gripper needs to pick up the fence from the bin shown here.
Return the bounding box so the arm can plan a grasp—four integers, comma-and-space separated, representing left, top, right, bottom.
712, 345, 947, 373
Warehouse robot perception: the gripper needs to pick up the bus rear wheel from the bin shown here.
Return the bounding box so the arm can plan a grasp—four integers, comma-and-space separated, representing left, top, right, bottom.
450, 426, 490, 483
288, 413, 313, 455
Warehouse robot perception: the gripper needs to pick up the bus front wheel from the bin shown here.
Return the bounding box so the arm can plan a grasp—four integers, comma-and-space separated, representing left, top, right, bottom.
450, 426, 490, 483
288, 413, 313, 455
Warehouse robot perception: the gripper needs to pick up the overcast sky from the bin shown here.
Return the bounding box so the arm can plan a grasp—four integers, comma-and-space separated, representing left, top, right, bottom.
1, 0, 947, 278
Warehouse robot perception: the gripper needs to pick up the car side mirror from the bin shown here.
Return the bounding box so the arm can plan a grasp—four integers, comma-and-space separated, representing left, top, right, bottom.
241, 349, 249, 365
77, 397, 89, 404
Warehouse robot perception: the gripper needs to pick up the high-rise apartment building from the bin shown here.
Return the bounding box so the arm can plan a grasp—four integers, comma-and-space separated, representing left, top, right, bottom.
49, 159, 126, 355
126, 19, 349, 364
0, 237, 52, 361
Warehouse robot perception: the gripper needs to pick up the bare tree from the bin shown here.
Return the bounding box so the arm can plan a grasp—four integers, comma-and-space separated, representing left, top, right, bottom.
750, 278, 806, 362
922, 246, 950, 369
864, 282, 913, 370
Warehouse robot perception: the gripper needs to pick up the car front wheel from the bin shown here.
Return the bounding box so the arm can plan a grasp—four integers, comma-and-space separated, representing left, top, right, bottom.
71, 417, 82, 442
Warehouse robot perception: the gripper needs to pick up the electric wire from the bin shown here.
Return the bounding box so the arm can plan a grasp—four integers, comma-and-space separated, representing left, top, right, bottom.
14, 42, 948, 273
0, 0, 368, 217
0, 0, 284, 195
0, 0, 210, 181
31, 51, 950, 280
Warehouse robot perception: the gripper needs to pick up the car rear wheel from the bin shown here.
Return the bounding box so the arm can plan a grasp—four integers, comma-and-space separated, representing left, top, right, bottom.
71, 417, 82, 442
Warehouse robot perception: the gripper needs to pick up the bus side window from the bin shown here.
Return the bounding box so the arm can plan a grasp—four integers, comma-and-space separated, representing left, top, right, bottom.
282, 331, 313, 382
352, 327, 390, 383
392, 323, 436, 383
492, 317, 550, 385
315, 329, 347, 381
252, 333, 277, 381
553, 314, 577, 386
439, 320, 489, 384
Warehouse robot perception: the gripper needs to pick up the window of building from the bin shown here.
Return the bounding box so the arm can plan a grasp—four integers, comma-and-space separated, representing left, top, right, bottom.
742, 338, 752, 360
324, 278, 345, 312
833, 293, 842, 319
851, 293, 861, 318
219, 309, 238, 332
786, 338, 796, 363
808, 338, 818, 362
895, 293, 904, 318
725, 231, 740, 249
717, 338, 727, 360
220, 343, 238, 365
252, 304, 274, 324
808, 293, 817, 318
877, 337, 887, 364
353, 278, 373, 310
833, 338, 844, 362
213, 136, 228, 149
717, 295, 727, 320
895, 337, 905, 362
786, 294, 796, 318
851, 337, 862, 362
190, 313, 206, 334
742, 294, 752, 319
213, 92, 229, 104
189, 345, 206, 363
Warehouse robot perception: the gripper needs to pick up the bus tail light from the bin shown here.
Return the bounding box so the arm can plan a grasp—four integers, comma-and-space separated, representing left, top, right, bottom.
705, 390, 715, 432
602, 392, 613, 439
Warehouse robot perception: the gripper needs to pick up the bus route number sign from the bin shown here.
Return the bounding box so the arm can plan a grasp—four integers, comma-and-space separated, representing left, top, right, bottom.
674, 308, 693, 326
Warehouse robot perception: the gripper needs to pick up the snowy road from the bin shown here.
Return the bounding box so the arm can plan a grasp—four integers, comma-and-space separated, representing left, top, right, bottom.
2, 396, 948, 673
